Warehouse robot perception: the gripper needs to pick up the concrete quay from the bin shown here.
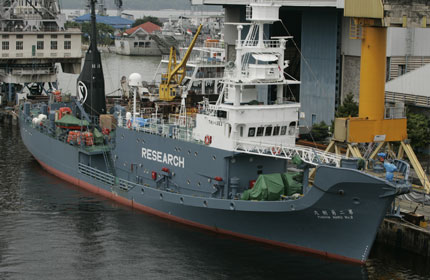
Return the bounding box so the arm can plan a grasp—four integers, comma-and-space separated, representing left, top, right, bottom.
376, 197, 430, 258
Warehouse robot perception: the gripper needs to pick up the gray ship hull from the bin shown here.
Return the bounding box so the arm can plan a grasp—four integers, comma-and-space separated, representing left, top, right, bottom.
20, 121, 403, 264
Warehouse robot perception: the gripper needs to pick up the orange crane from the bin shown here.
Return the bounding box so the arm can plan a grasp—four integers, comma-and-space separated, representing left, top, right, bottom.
327, 0, 430, 192
159, 24, 203, 101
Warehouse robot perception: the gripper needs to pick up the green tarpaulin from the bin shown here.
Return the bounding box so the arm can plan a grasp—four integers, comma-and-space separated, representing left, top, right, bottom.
241, 173, 285, 201
282, 172, 303, 196
241, 172, 303, 201
55, 114, 89, 127
93, 128, 104, 145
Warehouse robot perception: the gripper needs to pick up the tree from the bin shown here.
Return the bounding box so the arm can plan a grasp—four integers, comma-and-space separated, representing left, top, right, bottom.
64, 21, 81, 29
336, 92, 358, 118
407, 111, 430, 149
132, 16, 162, 28
63, 21, 115, 45
309, 121, 330, 142
81, 22, 115, 45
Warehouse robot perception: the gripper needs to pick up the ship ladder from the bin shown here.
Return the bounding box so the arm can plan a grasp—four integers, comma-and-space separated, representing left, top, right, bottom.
102, 149, 116, 177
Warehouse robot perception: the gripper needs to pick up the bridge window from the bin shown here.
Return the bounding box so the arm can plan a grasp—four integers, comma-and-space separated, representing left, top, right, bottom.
37, 41, 44, 50
273, 126, 280, 136
2, 35, 9, 39
288, 122, 296, 135
248, 127, 255, 137
265, 126, 272, 136
280, 126, 287, 135
65, 34, 71, 39
16, 41, 23, 50
37, 34, 43, 39
51, 35, 57, 39
16, 34, 23, 39
64, 41, 71, 50
50, 41, 57, 50
256, 127, 264, 137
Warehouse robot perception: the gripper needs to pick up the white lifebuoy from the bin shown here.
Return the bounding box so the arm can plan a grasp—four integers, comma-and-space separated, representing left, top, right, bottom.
127, 119, 132, 129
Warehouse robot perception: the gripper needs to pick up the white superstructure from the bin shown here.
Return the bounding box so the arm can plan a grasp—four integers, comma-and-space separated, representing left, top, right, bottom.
192, 1, 301, 151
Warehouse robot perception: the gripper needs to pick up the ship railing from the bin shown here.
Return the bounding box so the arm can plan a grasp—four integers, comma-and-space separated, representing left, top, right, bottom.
78, 163, 115, 185
119, 117, 196, 143
233, 139, 347, 167
78, 163, 140, 191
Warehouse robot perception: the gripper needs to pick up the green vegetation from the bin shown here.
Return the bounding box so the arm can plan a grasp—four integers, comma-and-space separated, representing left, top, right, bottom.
310, 121, 330, 141
302, 121, 330, 142
336, 92, 358, 118
65, 21, 115, 45
407, 111, 430, 149
132, 16, 162, 28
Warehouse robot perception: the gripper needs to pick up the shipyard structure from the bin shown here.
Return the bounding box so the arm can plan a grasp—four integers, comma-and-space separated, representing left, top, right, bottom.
0, 0, 82, 105
192, 0, 430, 128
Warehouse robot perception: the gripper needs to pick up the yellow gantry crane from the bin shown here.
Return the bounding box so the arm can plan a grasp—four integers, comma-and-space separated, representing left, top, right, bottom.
327, 0, 430, 192
159, 24, 203, 101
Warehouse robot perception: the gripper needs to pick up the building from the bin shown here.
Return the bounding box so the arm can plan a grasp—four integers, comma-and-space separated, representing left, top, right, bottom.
0, 0, 82, 103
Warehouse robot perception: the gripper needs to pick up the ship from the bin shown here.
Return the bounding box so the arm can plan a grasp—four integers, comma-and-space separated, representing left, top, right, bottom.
19, 0, 411, 264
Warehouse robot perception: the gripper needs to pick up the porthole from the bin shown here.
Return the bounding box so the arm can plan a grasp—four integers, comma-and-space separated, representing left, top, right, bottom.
203, 200, 208, 207
194, 152, 198, 157
230, 202, 235, 210
160, 193, 163, 200
212, 155, 216, 160
180, 197, 184, 204
187, 180, 190, 185
141, 188, 145, 195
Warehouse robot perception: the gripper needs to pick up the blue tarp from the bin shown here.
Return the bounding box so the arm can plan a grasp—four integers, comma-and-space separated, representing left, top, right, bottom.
74, 14, 134, 29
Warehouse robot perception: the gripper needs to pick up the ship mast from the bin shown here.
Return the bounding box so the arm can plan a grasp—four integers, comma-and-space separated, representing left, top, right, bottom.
77, 0, 107, 117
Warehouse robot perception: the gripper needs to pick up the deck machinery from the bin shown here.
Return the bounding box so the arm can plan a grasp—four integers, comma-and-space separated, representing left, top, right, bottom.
327, 0, 430, 192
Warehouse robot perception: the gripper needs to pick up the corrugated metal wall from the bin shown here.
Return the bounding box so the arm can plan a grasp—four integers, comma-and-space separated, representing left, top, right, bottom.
300, 9, 339, 127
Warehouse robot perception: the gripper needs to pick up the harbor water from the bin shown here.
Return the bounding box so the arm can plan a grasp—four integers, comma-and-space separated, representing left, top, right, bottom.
1, 54, 430, 279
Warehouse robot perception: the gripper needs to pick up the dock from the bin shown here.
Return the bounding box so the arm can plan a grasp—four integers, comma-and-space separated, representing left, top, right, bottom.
377, 197, 430, 258
0, 106, 18, 126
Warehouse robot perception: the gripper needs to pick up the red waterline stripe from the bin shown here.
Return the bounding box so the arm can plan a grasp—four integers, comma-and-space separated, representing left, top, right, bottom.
36, 159, 364, 265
